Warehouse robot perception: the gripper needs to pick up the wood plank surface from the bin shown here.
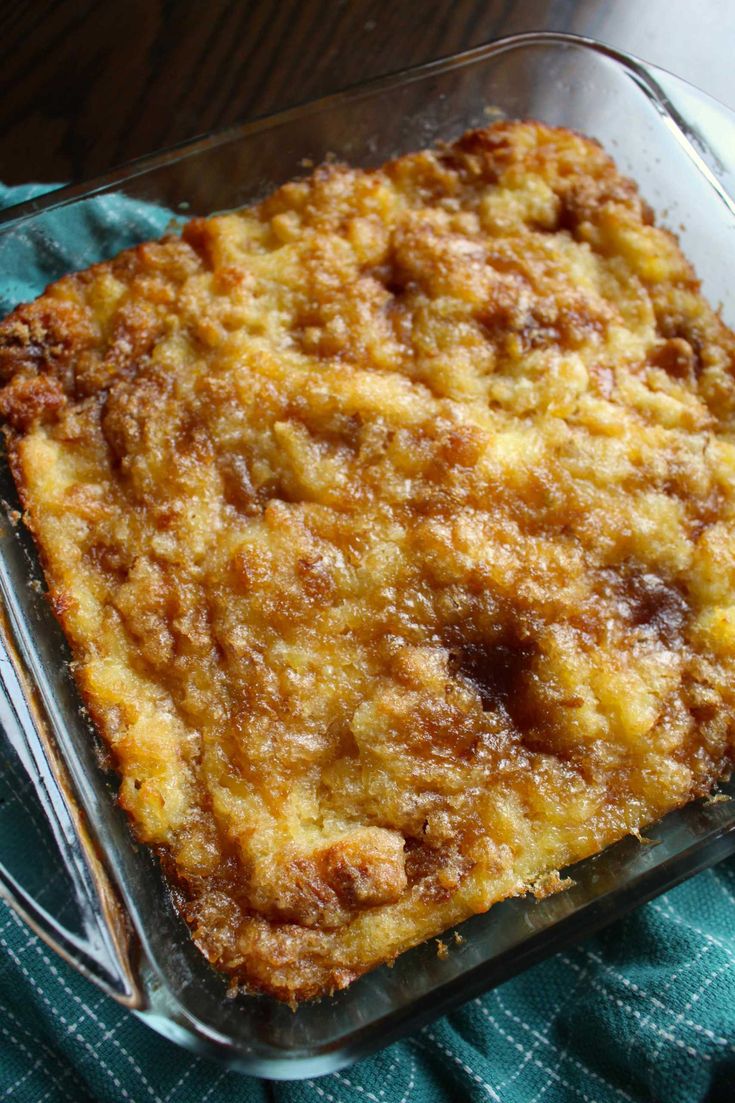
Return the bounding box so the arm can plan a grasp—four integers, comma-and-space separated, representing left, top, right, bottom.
0, 0, 732, 184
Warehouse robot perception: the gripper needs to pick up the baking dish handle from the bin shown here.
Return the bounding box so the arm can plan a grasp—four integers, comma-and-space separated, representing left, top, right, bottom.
0, 862, 140, 1006
0, 599, 142, 1007
646, 62, 735, 209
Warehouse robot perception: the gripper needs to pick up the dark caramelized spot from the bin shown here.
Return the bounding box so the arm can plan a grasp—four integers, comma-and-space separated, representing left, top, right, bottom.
403, 838, 474, 900
87, 541, 129, 582
0, 300, 93, 395
604, 568, 688, 646
296, 555, 336, 602
446, 626, 539, 732
556, 174, 640, 234
0, 372, 67, 430
655, 316, 704, 374
689, 702, 718, 725
650, 337, 698, 382
440, 126, 509, 183
182, 217, 217, 269
475, 284, 521, 340
322, 827, 406, 910
404, 837, 438, 886
477, 291, 607, 355
368, 259, 411, 299
627, 574, 687, 645
220, 454, 260, 514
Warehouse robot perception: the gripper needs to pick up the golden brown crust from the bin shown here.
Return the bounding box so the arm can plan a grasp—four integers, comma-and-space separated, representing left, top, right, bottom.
2, 121, 735, 1001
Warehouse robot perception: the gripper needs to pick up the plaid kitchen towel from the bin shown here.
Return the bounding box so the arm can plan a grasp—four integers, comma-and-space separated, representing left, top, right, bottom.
0, 181, 734, 1103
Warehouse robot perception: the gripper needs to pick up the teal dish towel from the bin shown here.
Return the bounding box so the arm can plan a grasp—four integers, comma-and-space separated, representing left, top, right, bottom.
0, 182, 734, 1103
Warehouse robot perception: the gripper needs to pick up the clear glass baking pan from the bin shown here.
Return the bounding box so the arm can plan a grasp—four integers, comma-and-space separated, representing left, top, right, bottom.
0, 32, 734, 1081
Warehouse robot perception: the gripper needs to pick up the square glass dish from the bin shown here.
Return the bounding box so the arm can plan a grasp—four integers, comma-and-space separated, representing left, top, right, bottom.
1, 31, 735, 1080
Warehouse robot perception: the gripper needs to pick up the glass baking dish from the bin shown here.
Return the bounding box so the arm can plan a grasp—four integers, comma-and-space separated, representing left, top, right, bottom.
1, 31, 734, 1081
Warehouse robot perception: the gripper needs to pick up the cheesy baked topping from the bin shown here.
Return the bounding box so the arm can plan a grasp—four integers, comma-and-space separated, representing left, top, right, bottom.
1, 122, 735, 1001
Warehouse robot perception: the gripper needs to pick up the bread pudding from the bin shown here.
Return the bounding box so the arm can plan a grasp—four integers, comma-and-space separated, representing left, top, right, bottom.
1, 121, 734, 1002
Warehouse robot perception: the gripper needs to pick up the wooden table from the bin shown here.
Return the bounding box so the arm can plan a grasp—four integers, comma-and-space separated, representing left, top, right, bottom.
1, 0, 733, 185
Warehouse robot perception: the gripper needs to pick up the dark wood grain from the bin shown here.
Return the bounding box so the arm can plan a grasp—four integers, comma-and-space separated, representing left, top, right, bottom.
1, 0, 732, 186
0, 0, 583, 184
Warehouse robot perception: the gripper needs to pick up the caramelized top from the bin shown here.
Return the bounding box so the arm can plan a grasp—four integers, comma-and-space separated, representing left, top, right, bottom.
2, 122, 735, 1000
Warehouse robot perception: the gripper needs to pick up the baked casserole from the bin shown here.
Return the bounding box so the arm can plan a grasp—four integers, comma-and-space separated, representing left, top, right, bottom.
1, 120, 734, 1002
